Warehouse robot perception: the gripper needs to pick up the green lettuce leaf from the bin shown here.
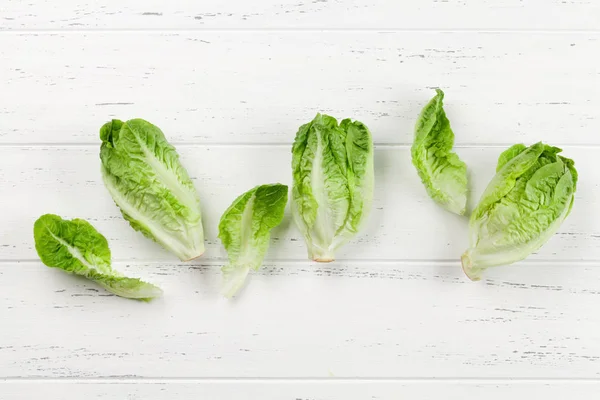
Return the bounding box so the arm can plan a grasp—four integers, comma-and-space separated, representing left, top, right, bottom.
33, 214, 162, 301
100, 118, 205, 261
462, 142, 578, 280
218, 184, 288, 297
291, 114, 374, 262
412, 89, 468, 215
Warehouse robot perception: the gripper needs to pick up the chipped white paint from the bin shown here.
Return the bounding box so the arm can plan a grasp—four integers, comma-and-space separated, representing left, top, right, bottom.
1, 0, 600, 397
0, 33, 599, 145
2, 261, 600, 378
3, 381, 600, 399
1, 0, 599, 30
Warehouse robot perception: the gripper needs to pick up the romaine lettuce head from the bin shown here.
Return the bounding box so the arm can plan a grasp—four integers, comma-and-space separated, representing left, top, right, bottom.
412, 89, 468, 215
218, 183, 288, 297
291, 114, 374, 262
100, 118, 205, 261
34, 214, 162, 301
462, 142, 578, 280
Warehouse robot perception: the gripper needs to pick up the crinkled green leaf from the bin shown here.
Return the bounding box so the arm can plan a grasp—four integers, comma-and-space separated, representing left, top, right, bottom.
100, 118, 205, 261
462, 142, 578, 280
496, 143, 528, 172
33, 214, 162, 301
412, 89, 468, 215
291, 114, 374, 262
218, 183, 288, 297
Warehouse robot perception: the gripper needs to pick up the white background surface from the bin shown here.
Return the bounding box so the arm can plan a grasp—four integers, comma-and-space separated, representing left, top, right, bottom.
1, 1, 600, 398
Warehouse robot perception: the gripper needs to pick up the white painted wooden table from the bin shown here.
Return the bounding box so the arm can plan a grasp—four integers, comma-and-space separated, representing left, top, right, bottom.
1, 1, 600, 398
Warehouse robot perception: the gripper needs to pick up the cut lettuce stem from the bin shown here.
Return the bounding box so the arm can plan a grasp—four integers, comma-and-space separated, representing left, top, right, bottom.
308, 244, 335, 262
183, 253, 204, 262
461, 250, 485, 281
314, 257, 335, 263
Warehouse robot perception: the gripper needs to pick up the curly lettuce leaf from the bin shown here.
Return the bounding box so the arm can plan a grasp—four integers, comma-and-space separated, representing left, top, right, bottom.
33, 214, 162, 301
462, 142, 578, 280
218, 184, 288, 297
100, 118, 205, 261
412, 89, 468, 215
291, 114, 374, 262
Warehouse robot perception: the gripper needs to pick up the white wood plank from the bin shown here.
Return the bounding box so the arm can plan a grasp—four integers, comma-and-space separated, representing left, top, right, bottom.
0, 146, 595, 262
2, 260, 600, 378
1, 32, 598, 145
2, 0, 598, 30
3, 381, 600, 399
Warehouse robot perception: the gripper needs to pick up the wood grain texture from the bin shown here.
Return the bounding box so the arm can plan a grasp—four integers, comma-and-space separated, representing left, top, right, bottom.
2, 260, 600, 378
3, 381, 600, 399
1, 0, 599, 30
2, 0, 600, 394
1, 146, 596, 262
1, 32, 598, 145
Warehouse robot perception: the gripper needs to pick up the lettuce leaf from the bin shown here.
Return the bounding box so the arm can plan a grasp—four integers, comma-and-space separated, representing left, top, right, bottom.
291, 114, 374, 262
412, 89, 468, 215
33, 214, 162, 301
462, 142, 578, 280
100, 118, 205, 261
218, 184, 288, 297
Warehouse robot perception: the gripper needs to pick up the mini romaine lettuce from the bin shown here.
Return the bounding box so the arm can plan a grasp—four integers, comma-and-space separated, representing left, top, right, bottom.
100, 118, 205, 261
218, 184, 288, 297
291, 114, 374, 262
462, 142, 578, 280
412, 89, 468, 215
34, 214, 162, 301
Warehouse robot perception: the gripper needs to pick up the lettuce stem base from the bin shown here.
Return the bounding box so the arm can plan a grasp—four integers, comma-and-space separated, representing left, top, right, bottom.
461, 250, 485, 281
182, 250, 205, 262
308, 246, 335, 263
